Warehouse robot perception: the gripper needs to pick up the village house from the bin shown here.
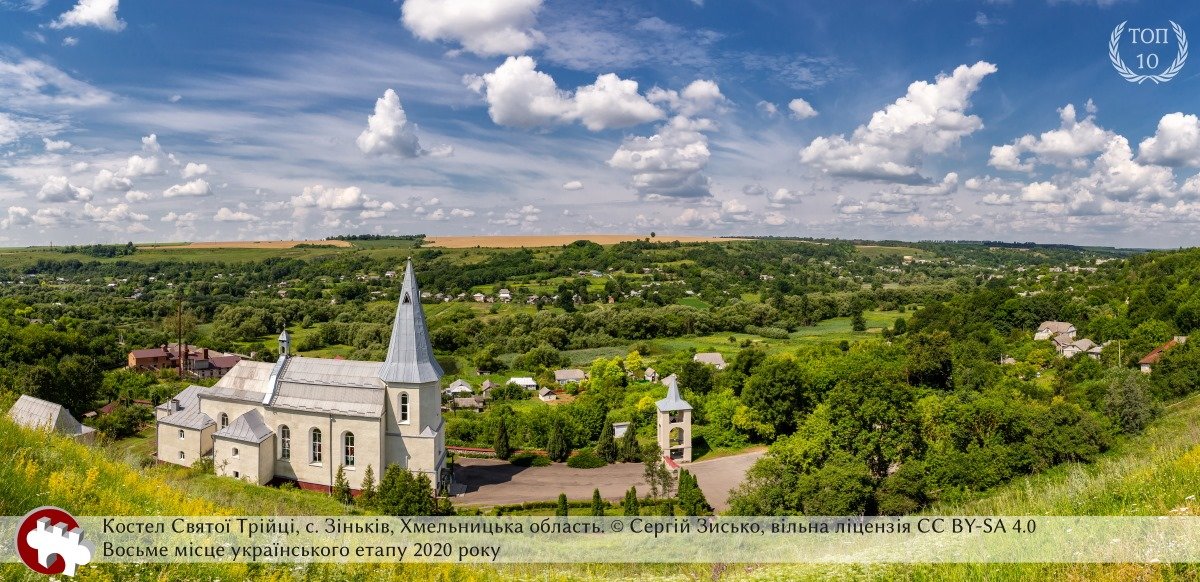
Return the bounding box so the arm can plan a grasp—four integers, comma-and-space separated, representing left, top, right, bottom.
498, 289, 512, 302
8, 394, 96, 444
644, 367, 659, 382
538, 388, 557, 402
507, 377, 538, 390
444, 379, 474, 397
693, 352, 727, 370
1140, 336, 1188, 373
451, 397, 484, 412
127, 344, 242, 379
155, 260, 448, 493
472, 292, 486, 302
553, 369, 587, 385
1034, 321, 1077, 341
1061, 338, 1103, 360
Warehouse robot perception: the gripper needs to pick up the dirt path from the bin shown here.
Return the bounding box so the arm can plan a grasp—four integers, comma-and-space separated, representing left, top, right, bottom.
451, 448, 766, 512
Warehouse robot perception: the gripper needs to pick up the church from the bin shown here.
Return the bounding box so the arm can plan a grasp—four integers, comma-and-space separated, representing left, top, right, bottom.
155, 259, 447, 493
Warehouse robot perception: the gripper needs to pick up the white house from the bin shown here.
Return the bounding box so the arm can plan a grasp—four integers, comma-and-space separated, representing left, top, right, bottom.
553, 369, 587, 385
156, 260, 448, 493
538, 388, 557, 402
498, 289, 512, 302
444, 379, 474, 396
693, 352, 727, 370
1035, 321, 1077, 341
507, 377, 538, 390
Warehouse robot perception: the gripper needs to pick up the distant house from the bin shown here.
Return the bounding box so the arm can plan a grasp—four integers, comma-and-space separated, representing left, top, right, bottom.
452, 397, 484, 412
612, 421, 630, 439
472, 293, 486, 302
444, 379, 474, 396
1035, 321, 1077, 341
498, 289, 512, 302
999, 356, 1017, 365
661, 373, 678, 386
644, 367, 659, 382
127, 344, 241, 379
693, 352, 727, 370
508, 377, 538, 390
1062, 338, 1098, 359
7, 394, 96, 444
1140, 336, 1187, 373
538, 388, 557, 402
553, 369, 587, 385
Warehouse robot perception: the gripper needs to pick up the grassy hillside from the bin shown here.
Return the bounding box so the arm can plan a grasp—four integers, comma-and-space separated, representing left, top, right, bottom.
731, 393, 1200, 581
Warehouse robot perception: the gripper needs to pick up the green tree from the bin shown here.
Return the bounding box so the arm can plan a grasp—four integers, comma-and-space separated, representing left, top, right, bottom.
333, 465, 353, 505
591, 488, 606, 516
851, 311, 866, 332
676, 469, 711, 516
905, 331, 954, 389
494, 415, 512, 460
622, 486, 640, 516
547, 417, 571, 462
642, 444, 675, 498
1105, 369, 1159, 433
618, 419, 641, 462
741, 355, 826, 436
659, 499, 675, 516
595, 420, 617, 463
376, 464, 435, 516
678, 360, 715, 395
555, 493, 569, 517
359, 465, 377, 509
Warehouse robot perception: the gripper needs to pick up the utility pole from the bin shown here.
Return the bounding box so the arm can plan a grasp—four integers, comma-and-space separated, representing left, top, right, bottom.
177, 293, 185, 378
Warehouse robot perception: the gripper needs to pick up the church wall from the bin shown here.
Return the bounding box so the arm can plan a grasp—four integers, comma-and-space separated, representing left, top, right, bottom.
157, 422, 214, 467
198, 397, 262, 433
265, 409, 382, 491
214, 436, 272, 485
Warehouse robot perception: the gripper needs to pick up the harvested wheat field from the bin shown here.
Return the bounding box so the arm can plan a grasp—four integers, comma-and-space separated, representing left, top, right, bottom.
425, 234, 733, 248
151, 240, 352, 249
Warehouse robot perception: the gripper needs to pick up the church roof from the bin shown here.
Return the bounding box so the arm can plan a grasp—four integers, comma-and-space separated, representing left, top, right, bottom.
7, 394, 94, 438
158, 407, 215, 430
378, 260, 443, 385
213, 409, 273, 443
267, 357, 387, 417
656, 376, 692, 412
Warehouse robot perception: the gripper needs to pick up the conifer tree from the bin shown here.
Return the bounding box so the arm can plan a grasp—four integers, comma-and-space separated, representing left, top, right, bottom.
359, 464, 377, 509
494, 416, 512, 460
595, 420, 617, 463
622, 486, 640, 516
591, 488, 606, 516
556, 493, 569, 517
333, 464, 353, 505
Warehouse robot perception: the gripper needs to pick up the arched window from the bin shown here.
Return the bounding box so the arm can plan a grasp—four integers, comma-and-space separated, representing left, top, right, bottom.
311, 428, 322, 463
177, 429, 185, 440
343, 432, 355, 467
279, 425, 291, 460
232, 447, 240, 458
669, 427, 684, 448
219, 412, 229, 428
400, 392, 410, 423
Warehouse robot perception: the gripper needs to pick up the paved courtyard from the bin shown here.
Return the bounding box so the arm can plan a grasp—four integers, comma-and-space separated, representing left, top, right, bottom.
451, 448, 765, 512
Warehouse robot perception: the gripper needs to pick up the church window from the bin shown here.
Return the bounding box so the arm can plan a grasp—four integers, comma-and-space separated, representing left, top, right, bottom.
178, 429, 185, 439
400, 392, 410, 423
280, 425, 291, 460
219, 412, 229, 429
311, 428, 322, 463
343, 432, 355, 467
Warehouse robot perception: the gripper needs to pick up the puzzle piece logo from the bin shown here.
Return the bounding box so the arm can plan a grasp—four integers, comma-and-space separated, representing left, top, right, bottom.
16, 506, 94, 577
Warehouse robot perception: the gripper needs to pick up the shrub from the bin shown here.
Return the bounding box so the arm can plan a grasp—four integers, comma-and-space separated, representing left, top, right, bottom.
745, 325, 790, 339
509, 452, 551, 467
566, 448, 607, 469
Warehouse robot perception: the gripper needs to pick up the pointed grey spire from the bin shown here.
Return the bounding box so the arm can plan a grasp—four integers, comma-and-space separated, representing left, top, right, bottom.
379, 259, 443, 384
656, 376, 692, 412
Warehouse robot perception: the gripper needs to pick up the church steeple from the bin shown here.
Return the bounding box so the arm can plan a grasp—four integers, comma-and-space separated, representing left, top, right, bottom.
379, 259, 443, 384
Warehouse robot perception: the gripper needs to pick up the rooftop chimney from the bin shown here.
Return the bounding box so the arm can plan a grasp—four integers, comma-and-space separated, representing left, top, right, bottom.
170, 398, 180, 411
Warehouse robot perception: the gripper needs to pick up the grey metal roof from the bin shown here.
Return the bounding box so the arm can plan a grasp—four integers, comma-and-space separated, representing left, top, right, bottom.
282, 357, 384, 388
378, 260, 444, 385
156, 385, 205, 412
656, 377, 692, 412
7, 394, 91, 437
693, 352, 726, 366
554, 369, 587, 382
213, 409, 273, 443
158, 407, 215, 430
448, 379, 472, 390
270, 380, 385, 418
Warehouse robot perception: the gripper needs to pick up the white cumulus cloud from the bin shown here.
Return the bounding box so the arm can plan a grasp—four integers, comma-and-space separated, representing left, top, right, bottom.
401, 0, 543, 56
50, 0, 125, 32
1138, 112, 1200, 167
214, 207, 257, 222
163, 178, 212, 198
788, 98, 817, 120
181, 162, 209, 178
562, 180, 583, 191
608, 116, 714, 199
37, 175, 92, 202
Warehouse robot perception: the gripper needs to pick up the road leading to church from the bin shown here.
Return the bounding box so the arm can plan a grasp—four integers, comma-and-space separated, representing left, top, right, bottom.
452, 448, 766, 512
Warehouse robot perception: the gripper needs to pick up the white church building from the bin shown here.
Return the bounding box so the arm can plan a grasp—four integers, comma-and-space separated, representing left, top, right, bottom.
156, 260, 447, 493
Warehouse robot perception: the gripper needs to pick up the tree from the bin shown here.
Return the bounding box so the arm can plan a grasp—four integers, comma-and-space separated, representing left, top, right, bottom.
905, 331, 954, 389
741, 355, 826, 437
622, 486, 640, 516
676, 469, 711, 516
494, 415, 512, 460
333, 465, 353, 505
625, 351, 644, 377
618, 419, 641, 462
359, 465, 377, 509
596, 420, 617, 463
659, 499, 675, 516
678, 360, 715, 395
591, 488, 606, 516
643, 444, 675, 498
851, 311, 866, 332
376, 464, 435, 516
547, 417, 571, 462
556, 493, 569, 516
1105, 369, 1159, 433
893, 317, 908, 335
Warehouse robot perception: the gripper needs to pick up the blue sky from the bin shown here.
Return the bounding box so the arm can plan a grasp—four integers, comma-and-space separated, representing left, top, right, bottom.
1, 0, 1199, 247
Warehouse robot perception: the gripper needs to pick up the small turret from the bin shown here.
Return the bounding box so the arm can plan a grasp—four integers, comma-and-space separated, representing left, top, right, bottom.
278, 329, 291, 358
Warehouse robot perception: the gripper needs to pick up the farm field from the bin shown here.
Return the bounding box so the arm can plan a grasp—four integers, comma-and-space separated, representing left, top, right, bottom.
150, 239, 352, 249
425, 234, 734, 248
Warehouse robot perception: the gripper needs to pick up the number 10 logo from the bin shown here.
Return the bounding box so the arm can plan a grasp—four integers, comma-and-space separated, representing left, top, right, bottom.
1109, 21, 1188, 84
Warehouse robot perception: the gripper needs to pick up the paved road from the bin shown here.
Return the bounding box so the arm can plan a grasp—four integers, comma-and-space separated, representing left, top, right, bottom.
452, 448, 766, 512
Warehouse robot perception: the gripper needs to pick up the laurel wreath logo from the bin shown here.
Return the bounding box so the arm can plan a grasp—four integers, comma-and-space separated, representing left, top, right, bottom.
1110, 21, 1188, 84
